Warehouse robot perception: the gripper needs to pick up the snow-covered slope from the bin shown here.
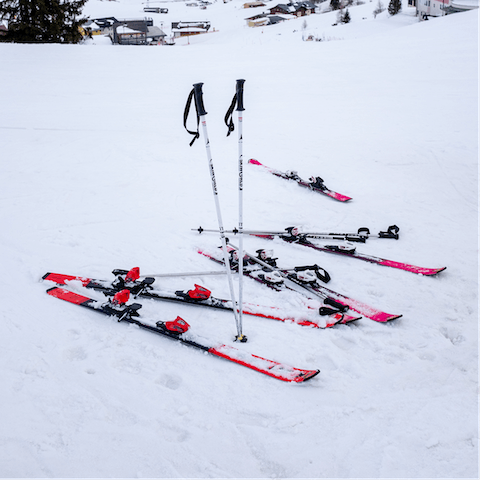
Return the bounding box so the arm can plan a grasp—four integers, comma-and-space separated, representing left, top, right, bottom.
0, 1, 478, 477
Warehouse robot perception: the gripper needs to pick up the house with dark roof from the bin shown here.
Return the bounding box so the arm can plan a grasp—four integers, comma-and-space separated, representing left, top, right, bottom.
171, 21, 211, 37
269, 1, 317, 16
245, 13, 289, 26
111, 19, 166, 45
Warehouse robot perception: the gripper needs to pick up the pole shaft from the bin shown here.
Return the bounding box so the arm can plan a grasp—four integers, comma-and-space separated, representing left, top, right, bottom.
199, 115, 242, 338
142, 271, 229, 278
237, 106, 244, 335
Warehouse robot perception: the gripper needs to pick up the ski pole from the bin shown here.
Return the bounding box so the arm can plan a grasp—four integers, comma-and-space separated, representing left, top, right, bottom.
193, 225, 400, 242
235, 79, 245, 341
224, 79, 246, 340
191, 83, 246, 343
140, 271, 230, 278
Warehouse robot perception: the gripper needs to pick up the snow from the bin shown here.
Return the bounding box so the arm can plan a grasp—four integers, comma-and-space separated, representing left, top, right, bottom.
0, 0, 478, 478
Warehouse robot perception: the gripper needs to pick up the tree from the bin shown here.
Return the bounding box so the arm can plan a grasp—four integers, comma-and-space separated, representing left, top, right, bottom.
0, 0, 88, 43
330, 0, 341, 11
373, 0, 385, 18
387, 0, 402, 15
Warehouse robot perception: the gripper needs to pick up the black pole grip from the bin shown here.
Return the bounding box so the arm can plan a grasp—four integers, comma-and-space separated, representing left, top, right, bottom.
235, 79, 245, 112
357, 227, 370, 236
193, 83, 207, 116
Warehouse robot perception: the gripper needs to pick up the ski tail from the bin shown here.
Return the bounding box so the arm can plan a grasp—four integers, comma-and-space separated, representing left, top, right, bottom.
47, 286, 95, 306
43, 272, 92, 287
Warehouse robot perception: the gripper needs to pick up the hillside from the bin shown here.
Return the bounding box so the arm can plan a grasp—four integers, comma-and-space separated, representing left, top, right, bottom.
0, 1, 478, 478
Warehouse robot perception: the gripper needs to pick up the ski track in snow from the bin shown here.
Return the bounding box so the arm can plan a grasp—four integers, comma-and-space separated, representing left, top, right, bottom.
0, 0, 478, 478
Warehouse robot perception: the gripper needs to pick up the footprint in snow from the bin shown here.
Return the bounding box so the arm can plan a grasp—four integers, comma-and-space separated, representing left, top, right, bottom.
63, 346, 88, 362
156, 374, 182, 390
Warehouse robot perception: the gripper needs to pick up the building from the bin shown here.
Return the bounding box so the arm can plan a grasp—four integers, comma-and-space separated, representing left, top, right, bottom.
171, 21, 211, 37
245, 14, 288, 26
111, 19, 166, 45
413, 0, 478, 17
243, 1, 266, 7
269, 1, 317, 16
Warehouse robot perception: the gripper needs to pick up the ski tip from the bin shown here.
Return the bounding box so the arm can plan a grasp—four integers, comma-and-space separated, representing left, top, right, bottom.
248, 158, 262, 166
296, 369, 320, 382
385, 314, 403, 322
424, 266, 447, 276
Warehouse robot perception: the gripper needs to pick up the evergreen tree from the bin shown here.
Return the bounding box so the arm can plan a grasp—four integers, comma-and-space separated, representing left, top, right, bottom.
0, 0, 88, 43
387, 0, 402, 15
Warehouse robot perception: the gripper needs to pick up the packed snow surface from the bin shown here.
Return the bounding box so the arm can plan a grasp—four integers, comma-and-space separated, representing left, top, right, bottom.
0, 0, 478, 478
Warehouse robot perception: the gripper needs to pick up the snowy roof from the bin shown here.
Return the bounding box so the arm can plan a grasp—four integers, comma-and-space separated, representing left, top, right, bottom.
275, 3, 297, 12
270, 2, 316, 13
451, 0, 479, 8
83, 20, 101, 31
268, 15, 288, 23
147, 26, 167, 38
117, 26, 143, 35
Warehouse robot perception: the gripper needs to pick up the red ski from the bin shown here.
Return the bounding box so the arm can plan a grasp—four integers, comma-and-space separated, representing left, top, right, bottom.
199, 247, 402, 323
43, 270, 359, 329
46, 286, 320, 383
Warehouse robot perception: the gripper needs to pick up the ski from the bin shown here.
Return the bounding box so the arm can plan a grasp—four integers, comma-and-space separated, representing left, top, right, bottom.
254, 232, 446, 276
46, 286, 320, 383
199, 246, 401, 323
248, 158, 352, 202
43, 269, 348, 329
198, 248, 365, 324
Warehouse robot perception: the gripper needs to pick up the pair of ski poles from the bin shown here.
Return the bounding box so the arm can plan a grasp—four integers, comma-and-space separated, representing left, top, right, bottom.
184, 80, 247, 342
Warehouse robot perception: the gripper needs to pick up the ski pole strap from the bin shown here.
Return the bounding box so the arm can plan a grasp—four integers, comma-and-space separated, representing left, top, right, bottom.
184, 88, 200, 146
184, 84, 207, 147
224, 93, 236, 137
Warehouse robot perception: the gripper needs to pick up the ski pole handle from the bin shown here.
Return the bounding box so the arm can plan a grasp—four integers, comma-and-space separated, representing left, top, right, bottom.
236, 79, 245, 111
193, 83, 208, 116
